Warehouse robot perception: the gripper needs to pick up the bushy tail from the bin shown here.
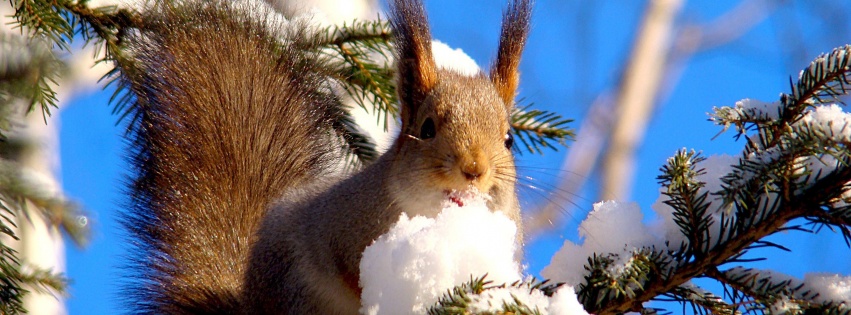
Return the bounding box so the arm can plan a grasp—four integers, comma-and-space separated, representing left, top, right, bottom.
121, 3, 338, 314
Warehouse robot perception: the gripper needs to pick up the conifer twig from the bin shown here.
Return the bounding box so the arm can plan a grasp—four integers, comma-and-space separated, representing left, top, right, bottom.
582, 45, 851, 314
510, 104, 574, 155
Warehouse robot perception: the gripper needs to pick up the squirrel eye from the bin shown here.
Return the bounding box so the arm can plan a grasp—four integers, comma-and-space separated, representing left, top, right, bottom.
504, 131, 514, 150
420, 118, 436, 139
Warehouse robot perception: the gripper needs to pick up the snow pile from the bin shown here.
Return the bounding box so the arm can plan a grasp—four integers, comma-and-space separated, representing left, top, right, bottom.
796, 103, 851, 142
360, 190, 588, 314
359, 191, 520, 314
432, 40, 481, 76
804, 273, 851, 303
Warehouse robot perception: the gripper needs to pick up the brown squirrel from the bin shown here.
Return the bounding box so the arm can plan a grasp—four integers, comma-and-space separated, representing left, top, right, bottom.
122, 0, 530, 314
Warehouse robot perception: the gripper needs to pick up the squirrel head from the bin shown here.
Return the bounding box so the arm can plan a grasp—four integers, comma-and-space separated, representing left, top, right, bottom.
387, 0, 531, 218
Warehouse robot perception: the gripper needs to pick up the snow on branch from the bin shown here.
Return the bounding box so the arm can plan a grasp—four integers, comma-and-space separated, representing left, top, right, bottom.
530, 45, 851, 314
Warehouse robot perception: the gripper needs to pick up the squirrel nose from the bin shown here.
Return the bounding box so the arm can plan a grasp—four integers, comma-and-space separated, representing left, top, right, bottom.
459, 151, 488, 181
461, 161, 483, 180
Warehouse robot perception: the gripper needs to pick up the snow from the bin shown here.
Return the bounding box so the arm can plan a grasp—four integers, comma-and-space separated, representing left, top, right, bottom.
769, 296, 801, 314
469, 285, 549, 313
711, 99, 783, 124
714, 99, 851, 146
795, 103, 851, 143
432, 40, 481, 76
735, 98, 783, 121
469, 285, 588, 315
85, 0, 144, 11
804, 273, 851, 303
548, 286, 590, 315
726, 267, 851, 306
359, 191, 521, 314
542, 201, 671, 286
359, 189, 588, 314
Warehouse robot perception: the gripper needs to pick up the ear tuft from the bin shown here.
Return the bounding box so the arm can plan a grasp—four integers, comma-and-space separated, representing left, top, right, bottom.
491, 0, 532, 110
391, 0, 438, 128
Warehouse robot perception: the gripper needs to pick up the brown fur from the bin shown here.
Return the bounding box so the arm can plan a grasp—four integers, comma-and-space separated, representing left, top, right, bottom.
491, 0, 532, 106
124, 0, 532, 314
123, 2, 339, 314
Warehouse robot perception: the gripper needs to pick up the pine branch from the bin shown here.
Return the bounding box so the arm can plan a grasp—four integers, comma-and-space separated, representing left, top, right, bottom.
582, 45, 851, 314
320, 19, 397, 130
427, 275, 561, 315
709, 267, 851, 314
578, 249, 679, 312
15, 265, 67, 295
711, 45, 851, 146
0, 32, 65, 135
428, 275, 490, 315
584, 155, 850, 314
662, 283, 732, 315
0, 124, 87, 315
784, 45, 851, 120
510, 103, 574, 155
658, 150, 714, 257
8, 0, 141, 129
0, 158, 89, 245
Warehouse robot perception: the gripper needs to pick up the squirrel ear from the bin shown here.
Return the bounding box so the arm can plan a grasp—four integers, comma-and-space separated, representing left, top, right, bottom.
491, 0, 532, 110
391, 0, 438, 129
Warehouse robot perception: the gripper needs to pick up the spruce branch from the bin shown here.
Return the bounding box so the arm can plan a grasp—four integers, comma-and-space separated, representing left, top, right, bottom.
428, 275, 561, 315
658, 150, 714, 257
784, 45, 851, 118
9, 0, 142, 128
14, 265, 68, 295
661, 283, 732, 315
12, 1, 572, 164
711, 45, 851, 146
320, 19, 397, 130
708, 267, 851, 314
428, 275, 497, 315
582, 155, 850, 314
0, 158, 89, 246
8, 0, 74, 49
578, 249, 679, 312
0, 114, 87, 315
0, 31, 65, 133
0, 257, 69, 315
580, 45, 851, 314
510, 103, 574, 155
10, 0, 142, 48
0, 197, 25, 315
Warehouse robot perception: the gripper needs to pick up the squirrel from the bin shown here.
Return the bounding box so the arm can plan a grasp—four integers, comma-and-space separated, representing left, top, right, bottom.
121, 0, 531, 314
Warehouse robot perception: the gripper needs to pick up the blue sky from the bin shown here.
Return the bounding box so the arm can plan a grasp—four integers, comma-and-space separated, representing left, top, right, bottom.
59, 1, 851, 314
